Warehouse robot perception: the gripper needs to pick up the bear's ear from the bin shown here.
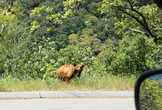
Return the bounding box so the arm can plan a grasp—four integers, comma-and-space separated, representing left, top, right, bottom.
73, 63, 77, 66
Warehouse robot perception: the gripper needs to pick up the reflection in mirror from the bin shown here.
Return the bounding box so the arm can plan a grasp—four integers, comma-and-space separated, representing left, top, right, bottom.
139, 73, 162, 110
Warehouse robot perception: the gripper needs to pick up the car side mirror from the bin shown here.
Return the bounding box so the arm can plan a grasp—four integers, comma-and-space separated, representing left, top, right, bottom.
135, 69, 162, 110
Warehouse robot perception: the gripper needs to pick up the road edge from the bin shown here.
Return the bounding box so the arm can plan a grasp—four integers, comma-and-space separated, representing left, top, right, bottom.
0, 91, 134, 99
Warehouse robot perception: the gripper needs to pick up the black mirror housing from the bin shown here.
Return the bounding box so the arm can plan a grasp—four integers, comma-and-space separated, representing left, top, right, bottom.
154, 0, 162, 8
135, 69, 162, 110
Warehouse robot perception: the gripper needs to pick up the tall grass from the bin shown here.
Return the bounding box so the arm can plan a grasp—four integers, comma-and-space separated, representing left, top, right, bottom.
0, 75, 136, 91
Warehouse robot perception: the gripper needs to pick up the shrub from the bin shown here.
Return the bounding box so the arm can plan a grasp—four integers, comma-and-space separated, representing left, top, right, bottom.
109, 34, 159, 75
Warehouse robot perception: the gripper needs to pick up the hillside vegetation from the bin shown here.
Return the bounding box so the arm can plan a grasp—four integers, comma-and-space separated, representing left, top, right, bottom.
0, 0, 161, 90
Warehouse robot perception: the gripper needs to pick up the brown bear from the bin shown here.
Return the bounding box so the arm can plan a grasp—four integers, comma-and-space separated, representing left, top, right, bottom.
56, 64, 84, 83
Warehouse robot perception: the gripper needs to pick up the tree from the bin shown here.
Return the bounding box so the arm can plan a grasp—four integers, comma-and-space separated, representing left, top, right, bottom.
100, 0, 162, 43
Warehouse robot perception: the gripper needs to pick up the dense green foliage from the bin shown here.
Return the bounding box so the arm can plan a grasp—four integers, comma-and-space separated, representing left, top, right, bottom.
0, 0, 161, 80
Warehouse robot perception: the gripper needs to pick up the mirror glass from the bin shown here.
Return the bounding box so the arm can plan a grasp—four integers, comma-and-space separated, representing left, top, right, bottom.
139, 73, 162, 110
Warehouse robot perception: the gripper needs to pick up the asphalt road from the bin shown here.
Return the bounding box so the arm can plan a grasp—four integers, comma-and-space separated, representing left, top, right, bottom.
0, 98, 135, 110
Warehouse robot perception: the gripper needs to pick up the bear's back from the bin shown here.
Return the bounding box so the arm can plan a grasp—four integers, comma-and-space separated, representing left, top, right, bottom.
57, 65, 75, 74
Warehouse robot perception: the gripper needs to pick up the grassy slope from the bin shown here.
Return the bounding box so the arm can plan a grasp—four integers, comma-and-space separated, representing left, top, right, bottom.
0, 75, 136, 91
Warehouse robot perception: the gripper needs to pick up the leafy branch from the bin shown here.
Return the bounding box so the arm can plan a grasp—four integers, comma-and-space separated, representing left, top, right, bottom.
113, 0, 160, 43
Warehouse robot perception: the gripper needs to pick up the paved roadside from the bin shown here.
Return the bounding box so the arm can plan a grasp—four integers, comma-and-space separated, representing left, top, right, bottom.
0, 91, 134, 99
0, 98, 135, 110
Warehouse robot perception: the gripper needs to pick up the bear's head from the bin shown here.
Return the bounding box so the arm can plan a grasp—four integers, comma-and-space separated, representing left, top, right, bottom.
74, 64, 84, 71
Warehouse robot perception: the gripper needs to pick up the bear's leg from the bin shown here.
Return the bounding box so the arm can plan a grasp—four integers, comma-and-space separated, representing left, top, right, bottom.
77, 72, 81, 78
57, 73, 65, 82
57, 72, 62, 81
56, 74, 60, 80
65, 76, 70, 83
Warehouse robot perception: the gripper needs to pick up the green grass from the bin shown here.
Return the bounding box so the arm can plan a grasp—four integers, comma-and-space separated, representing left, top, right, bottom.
0, 75, 136, 91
